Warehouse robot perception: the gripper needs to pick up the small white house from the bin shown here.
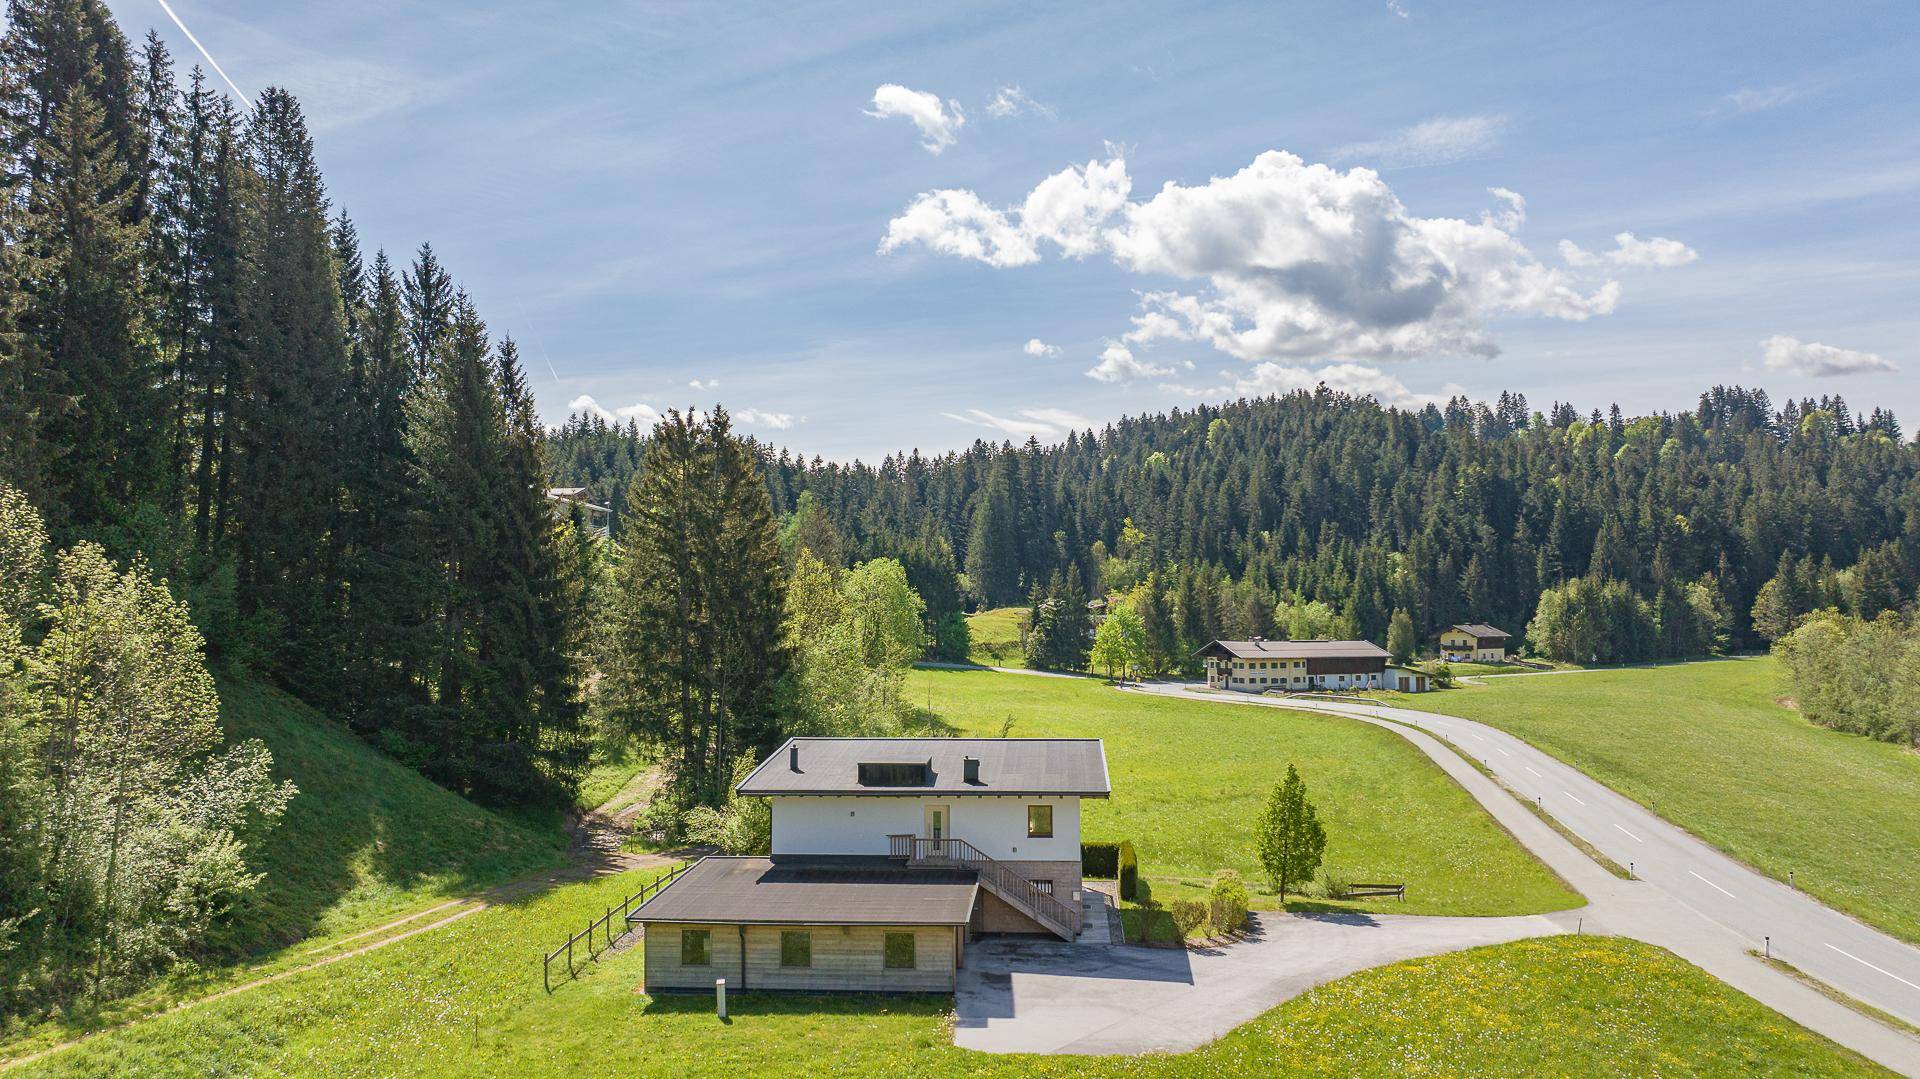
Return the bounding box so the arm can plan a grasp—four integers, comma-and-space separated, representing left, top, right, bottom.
632, 737, 1111, 995
1438, 623, 1511, 663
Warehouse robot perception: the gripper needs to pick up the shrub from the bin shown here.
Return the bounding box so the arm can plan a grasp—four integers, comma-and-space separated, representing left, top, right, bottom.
1421, 660, 1455, 689
1168, 898, 1207, 939
1208, 870, 1250, 933
1319, 867, 1352, 900
1117, 840, 1139, 900
1081, 841, 1121, 879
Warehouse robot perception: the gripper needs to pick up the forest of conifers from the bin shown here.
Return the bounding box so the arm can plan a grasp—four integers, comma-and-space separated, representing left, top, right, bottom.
548, 385, 1920, 662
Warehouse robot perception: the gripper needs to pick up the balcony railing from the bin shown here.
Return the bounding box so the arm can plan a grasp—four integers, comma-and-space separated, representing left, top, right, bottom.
886, 834, 1081, 938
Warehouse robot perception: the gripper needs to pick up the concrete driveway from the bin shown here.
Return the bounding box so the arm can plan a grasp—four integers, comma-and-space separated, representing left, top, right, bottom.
953, 910, 1563, 1055
1125, 681, 1920, 1076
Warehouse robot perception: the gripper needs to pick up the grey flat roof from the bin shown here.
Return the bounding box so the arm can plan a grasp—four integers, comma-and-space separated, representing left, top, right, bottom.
631, 857, 978, 926
1194, 639, 1391, 660
1447, 623, 1510, 639
736, 737, 1110, 797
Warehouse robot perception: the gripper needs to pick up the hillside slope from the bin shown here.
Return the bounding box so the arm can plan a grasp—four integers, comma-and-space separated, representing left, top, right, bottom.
206, 676, 568, 957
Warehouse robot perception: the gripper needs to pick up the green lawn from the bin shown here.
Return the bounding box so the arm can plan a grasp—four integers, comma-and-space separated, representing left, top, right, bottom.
909, 668, 1578, 917
210, 677, 568, 951
963, 606, 1028, 668
1395, 657, 1920, 944
12, 864, 1878, 1077
575, 737, 652, 812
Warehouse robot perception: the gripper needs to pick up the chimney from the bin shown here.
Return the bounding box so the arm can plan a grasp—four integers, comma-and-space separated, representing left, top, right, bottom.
789, 744, 801, 772
963, 756, 980, 784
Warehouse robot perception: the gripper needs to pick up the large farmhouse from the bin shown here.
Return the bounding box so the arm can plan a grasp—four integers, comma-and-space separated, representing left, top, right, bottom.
1438, 624, 1511, 663
1193, 638, 1394, 693
631, 737, 1110, 995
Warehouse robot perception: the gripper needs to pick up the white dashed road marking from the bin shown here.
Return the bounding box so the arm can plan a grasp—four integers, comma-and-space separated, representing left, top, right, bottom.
1562, 791, 1587, 806
1689, 870, 1736, 899
1613, 823, 1643, 843
1825, 944, 1920, 992
1524, 766, 1542, 777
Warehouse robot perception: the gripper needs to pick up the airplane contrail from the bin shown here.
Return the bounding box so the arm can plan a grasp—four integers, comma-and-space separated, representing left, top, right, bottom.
153, 0, 250, 102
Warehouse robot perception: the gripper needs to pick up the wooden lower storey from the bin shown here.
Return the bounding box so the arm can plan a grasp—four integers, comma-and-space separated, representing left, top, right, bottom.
640, 921, 963, 994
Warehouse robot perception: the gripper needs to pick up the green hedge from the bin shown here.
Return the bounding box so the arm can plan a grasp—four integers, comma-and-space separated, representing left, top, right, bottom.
1081, 841, 1121, 879
1118, 840, 1139, 901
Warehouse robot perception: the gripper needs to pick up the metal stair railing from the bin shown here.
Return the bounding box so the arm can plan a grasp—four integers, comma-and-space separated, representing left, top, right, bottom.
889, 834, 1081, 938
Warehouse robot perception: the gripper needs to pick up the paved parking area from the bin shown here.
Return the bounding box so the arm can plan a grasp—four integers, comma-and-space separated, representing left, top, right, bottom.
953, 910, 1563, 1054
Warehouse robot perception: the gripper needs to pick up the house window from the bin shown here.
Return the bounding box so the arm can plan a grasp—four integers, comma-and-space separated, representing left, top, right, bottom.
780, 930, 811, 968
884, 932, 916, 969
1027, 804, 1054, 838
857, 762, 930, 786
1030, 879, 1054, 896
681, 929, 710, 966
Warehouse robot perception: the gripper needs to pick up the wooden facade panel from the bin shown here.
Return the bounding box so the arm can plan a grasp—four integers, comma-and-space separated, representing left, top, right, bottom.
642, 921, 743, 992
642, 922, 956, 994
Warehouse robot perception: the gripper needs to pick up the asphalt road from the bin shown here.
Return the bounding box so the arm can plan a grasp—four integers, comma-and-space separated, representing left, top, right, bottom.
1129, 683, 1920, 1075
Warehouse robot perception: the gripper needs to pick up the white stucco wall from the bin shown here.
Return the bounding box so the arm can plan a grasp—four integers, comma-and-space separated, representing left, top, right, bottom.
770, 795, 1082, 862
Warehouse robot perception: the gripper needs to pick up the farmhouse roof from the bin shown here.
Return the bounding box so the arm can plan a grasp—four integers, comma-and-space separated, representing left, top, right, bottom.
1192, 638, 1391, 661
1446, 623, 1510, 639
631, 857, 978, 926
736, 737, 1110, 798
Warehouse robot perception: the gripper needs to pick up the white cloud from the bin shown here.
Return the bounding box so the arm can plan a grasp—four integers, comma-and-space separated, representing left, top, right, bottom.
1483, 187, 1526, 232
735, 407, 796, 429
866, 84, 966, 154
1024, 338, 1062, 358
1086, 342, 1174, 384
1759, 335, 1897, 378
883, 149, 1686, 372
1718, 84, 1805, 115
569, 395, 660, 424
1560, 231, 1700, 268
879, 153, 1130, 267
1386, 1, 1410, 17
941, 406, 1094, 440
1332, 114, 1507, 168
879, 188, 1038, 267
689, 378, 720, 391
1196, 361, 1463, 409
985, 86, 1057, 120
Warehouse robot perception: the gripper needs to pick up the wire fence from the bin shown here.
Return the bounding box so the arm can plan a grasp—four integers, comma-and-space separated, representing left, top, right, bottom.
542, 861, 691, 992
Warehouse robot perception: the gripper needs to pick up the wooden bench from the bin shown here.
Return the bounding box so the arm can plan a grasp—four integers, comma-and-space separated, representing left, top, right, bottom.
1347, 883, 1406, 900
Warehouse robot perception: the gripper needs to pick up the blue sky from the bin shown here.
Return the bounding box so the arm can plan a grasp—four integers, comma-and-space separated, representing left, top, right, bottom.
115, 0, 1920, 459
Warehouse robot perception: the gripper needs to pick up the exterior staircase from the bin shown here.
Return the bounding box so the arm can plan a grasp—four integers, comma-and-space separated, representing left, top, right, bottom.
887, 834, 1082, 940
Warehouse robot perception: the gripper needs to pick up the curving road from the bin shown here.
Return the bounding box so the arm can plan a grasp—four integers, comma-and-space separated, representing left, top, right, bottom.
1126, 683, 1920, 1076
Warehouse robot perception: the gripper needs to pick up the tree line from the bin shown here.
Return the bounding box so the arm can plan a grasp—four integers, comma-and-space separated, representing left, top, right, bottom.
548, 385, 1920, 669
0, 0, 590, 812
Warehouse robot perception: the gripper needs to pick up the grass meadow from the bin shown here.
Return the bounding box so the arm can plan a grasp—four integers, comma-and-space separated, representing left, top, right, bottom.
0, 676, 567, 1057
1393, 657, 1920, 945
907, 668, 1580, 919
11, 863, 1877, 1077
963, 606, 1029, 667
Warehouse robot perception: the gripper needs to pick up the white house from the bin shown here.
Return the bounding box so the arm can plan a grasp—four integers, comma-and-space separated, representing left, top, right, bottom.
631, 737, 1111, 994
1193, 638, 1399, 693
1438, 623, 1511, 663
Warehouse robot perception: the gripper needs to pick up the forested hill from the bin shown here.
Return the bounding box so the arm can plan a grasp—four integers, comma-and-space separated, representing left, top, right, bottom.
547, 387, 1920, 651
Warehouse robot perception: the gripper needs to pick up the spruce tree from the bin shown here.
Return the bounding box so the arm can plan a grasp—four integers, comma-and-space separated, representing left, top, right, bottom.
336, 249, 428, 735
608, 408, 787, 806
232, 87, 349, 696
402, 241, 453, 375
405, 293, 500, 783
965, 453, 1021, 607
3, 0, 163, 542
